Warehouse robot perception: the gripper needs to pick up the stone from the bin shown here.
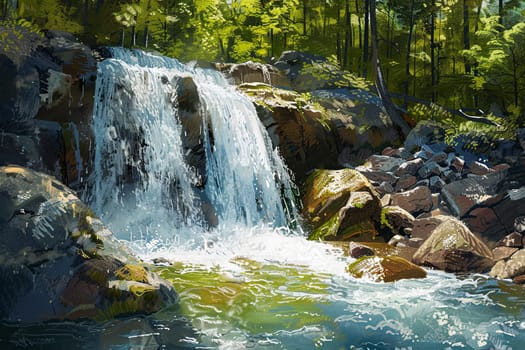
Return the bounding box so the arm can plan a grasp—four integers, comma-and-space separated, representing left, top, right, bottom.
380, 194, 391, 207
0, 166, 178, 323
492, 246, 519, 261
431, 193, 440, 210
463, 207, 507, 246
490, 249, 525, 280
303, 169, 381, 241
468, 161, 492, 176
514, 216, 525, 233
391, 186, 433, 214
394, 158, 424, 177
413, 216, 494, 273
513, 275, 525, 284
381, 206, 415, 235
429, 176, 446, 192
349, 242, 375, 259
441, 171, 507, 217
388, 234, 408, 246
395, 174, 417, 192
496, 232, 523, 248
449, 155, 465, 173
411, 216, 449, 240
361, 171, 398, 185
417, 161, 442, 179
377, 181, 394, 195
366, 155, 405, 172
431, 152, 448, 166
404, 121, 446, 152
492, 163, 511, 172
347, 256, 427, 282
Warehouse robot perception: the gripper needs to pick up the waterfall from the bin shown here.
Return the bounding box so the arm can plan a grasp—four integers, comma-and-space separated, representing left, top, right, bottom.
89, 48, 298, 246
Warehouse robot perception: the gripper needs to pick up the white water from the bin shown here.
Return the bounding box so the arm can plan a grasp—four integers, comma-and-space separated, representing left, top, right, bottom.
87, 49, 525, 350
90, 48, 298, 248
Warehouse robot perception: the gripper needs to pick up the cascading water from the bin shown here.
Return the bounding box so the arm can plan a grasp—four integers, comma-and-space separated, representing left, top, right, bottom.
90, 48, 298, 250
84, 49, 525, 350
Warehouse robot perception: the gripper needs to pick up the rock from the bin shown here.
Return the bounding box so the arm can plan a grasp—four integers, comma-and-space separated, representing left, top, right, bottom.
429, 176, 446, 192
240, 83, 338, 178
413, 216, 494, 273
391, 186, 433, 214
514, 216, 525, 233
463, 207, 507, 246
468, 161, 492, 176
215, 61, 284, 86
449, 155, 465, 173
411, 216, 449, 240
395, 174, 417, 192
441, 171, 507, 217
361, 171, 398, 185
388, 234, 408, 246
404, 121, 446, 152
381, 206, 415, 235
366, 155, 405, 172
513, 275, 525, 284
349, 242, 375, 259
490, 249, 525, 280
492, 247, 519, 261
417, 161, 442, 179
303, 169, 381, 241
394, 158, 424, 177
0, 166, 177, 322
377, 181, 395, 195
380, 194, 391, 207
431, 152, 449, 167
347, 256, 427, 282
496, 232, 523, 248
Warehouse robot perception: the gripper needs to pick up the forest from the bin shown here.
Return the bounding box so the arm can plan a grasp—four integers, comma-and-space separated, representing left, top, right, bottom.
1, 0, 525, 133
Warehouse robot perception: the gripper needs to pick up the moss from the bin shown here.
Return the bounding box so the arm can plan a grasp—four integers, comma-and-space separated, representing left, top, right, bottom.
308, 214, 340, 240
380, 207, 394, 230
115, 264, 149, 283
338, 220, 380, 242
129, 283, 157, 297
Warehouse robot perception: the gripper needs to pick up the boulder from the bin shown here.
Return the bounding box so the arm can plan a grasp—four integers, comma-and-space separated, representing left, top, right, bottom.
411, 216, 450, 240
303, 169, 381, 241
492, 246, 519, 261
0, 166, 177, 322
490, 249, 525, 280
380, 206, 415, 235
391, 186, 433, 214
496, 232, 523, 248
347, 256, 427, 282
412, 216, 494, 273
404, 121, 446, 152
394, 158, 424, 177
395, 174, 417, 192
348, 242, 375, 259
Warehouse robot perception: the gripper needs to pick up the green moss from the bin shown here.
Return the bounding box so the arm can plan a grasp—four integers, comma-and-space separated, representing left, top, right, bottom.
380, 207, 394, 230
115, 264, 149, 283
308, 214, 340, 240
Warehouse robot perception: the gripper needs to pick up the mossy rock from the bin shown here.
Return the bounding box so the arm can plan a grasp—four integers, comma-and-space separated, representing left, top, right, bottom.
0, 166, 178, 323
347, 256, 427, 282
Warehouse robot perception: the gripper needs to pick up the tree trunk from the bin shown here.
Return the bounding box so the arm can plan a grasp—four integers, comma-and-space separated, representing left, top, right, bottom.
337, 4, 341, 65
356, 0, 362, 49
83, 0, 89, 27
363, 0, 369, 77
303, 0, 307, 35
370, 0, 411, 137
463, 0, 471, 74
404, 0, 416, 109
498, 0, 503, 25
430, 0, 436, 102
343, 0, 351, 68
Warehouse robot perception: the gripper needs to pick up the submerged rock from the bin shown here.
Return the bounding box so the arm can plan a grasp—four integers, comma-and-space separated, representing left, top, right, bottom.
412, 216, 494, 273
0, 166, 177, 323
347, 255, 427, 282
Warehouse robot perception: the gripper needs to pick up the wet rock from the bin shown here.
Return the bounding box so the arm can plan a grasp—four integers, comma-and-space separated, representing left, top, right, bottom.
0, 133, 42, 169
381, 206, 415, 235
347, 256, 427, 282
303, 169, 381, 241
0, 166, 177, 323
492, 246, 519, 261
490, 249, 525, 280
391, 186, 432, 215
412, 216, 494, 273
512, 274, 525, 284
349, 242, 375, 259
388, 234, 408, 246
